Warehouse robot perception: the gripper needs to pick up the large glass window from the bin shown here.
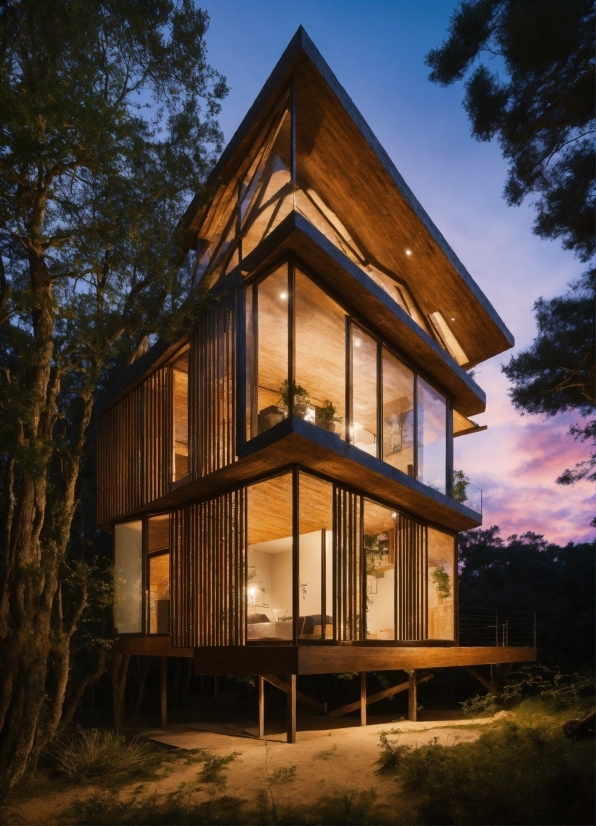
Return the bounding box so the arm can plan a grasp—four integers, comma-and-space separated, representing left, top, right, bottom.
172, 351, 189, 481
295, 269, 346, 440
382, 348, 414, 475
114, 521, 143, 634
247, 473, 293, 640
147, 515, 170, 634
351, 325, 378, 456
256, 265, 289, 435
364, 501, 396, 640
298, 473, 333, 639
417, 378, 447, 493
427, 527, 455, 640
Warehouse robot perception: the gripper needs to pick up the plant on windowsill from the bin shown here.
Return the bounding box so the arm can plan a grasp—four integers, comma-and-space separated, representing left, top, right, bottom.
278, 379, 310, 418
315, 399, 342, 433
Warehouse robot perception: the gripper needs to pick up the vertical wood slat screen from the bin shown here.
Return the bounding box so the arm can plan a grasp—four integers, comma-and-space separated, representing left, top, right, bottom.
97, 385, 143, 525
333, 487, 362, 641
190, 292, 237, 480
171, 489, 246, 648
395, 515, 427, 641
143, 367, 171, 505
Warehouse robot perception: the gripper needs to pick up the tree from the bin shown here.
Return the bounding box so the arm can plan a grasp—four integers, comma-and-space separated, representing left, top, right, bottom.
426, 0, 595, 501
0, 0, 227, 797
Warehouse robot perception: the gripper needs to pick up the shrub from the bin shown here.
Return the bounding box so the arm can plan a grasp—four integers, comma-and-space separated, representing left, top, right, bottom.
379, 722, 595, 825
69, 790, 246, 825
46, 726, 157, 781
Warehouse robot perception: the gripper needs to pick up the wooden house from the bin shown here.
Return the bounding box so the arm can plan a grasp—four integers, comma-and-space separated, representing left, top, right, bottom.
100, 29, 536, 741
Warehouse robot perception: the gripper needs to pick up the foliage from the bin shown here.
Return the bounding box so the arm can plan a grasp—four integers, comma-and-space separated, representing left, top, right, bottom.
452, 469, 470, 503
378, 723, 595, 825
458, 527, 595, 669
461, 665, 596, 715
0, 0, 227, 797
431, 564, 451, 599
425, 0, 595, 262
198, 750, 240, 791
68, 790, 247, 825
278, 380, 310, 417
45, 727, 157, 781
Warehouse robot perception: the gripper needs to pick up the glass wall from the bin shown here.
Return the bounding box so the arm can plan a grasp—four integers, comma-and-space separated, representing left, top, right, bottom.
382, 347, 415, 475
351, 325, 378, 456
247, 473, 293, 640
417, 378, 447, 493
295, 269, 346, 439
172, 351, 189, 481
364, 500, 396, 640
246, 262, 449, 494
114, 521, 143, 634
427, 527, 455, 640
147, 515, 170, 634
298, 472, 334, 639
256, 264, 289, 435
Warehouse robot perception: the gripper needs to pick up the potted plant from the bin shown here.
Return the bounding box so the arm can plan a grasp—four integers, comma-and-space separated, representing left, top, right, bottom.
278, 379, 310, 418
315, 399, 342, 433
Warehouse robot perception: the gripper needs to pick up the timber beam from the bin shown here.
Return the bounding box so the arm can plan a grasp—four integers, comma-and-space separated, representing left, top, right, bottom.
329, 672, 433, 718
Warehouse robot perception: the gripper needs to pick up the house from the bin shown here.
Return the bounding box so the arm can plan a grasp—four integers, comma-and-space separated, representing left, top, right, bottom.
99, 28, 536, 741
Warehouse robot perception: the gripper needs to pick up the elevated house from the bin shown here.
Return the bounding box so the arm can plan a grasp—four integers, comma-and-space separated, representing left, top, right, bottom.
99, 29, 536, 741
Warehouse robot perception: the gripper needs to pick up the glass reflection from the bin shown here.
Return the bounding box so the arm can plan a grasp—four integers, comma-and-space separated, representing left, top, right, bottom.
295, 269, 346, 439
382, 348, 414, 475
427, 527, 455, 640
351, 325, 378, 456
417, 378, 447, 493
364, 500, 396, 640
114, 521, 143, 634
298, 473, 334, 639
256, 265, 289, 435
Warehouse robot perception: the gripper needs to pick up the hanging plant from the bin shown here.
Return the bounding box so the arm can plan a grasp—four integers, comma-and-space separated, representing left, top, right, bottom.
432, 565, 451, 599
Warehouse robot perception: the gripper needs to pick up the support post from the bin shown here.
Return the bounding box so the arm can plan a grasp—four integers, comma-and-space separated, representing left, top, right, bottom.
286, 674, 296, 743
258, 676, 265, 739
160, 657, 168, 728
360, 672, 367, 726
408, 670, 417, 722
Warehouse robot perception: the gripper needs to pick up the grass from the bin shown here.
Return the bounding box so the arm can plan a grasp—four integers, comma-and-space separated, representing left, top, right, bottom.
45, 727, 160, 781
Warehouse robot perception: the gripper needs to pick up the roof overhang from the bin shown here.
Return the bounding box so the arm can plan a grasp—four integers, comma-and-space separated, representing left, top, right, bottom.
181, 26, 514, 368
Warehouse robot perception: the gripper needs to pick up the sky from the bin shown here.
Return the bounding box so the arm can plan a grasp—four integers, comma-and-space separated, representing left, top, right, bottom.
203, 0, 594, 545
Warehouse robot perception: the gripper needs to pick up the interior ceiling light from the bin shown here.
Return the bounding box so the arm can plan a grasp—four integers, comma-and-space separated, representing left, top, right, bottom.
405, 249, 412, 256
391, 511, 397, 518
280, 291, 287, 299
354, 338, 361, 347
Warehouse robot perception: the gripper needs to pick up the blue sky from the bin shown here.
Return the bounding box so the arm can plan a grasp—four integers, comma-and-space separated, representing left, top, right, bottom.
203, 1, 593, 543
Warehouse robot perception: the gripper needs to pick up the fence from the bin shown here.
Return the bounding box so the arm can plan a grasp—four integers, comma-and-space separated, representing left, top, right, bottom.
459, 607, 536, 647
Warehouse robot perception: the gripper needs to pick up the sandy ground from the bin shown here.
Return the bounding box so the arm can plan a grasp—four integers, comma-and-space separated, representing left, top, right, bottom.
3, 712, 495, 824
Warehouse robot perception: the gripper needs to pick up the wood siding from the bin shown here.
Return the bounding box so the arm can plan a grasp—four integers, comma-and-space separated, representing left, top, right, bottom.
97, 295, 238, 525
396, 515, 427, 641
334, 487, 363, 641
171, 490, 246, 648
97, 385, 143, 525
190, 292, 237, 480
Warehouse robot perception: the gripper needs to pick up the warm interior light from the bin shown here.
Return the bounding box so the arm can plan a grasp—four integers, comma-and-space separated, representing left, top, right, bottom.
405, 249, 412, 256
280, 291, 287, 299
391, 511, 397, 518
354, 338, 361, 347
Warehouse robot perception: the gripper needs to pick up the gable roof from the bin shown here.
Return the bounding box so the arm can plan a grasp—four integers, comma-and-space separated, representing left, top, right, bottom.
181, 26, 514, 367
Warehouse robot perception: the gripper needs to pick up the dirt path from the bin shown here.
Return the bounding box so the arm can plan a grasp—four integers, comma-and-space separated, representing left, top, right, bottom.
3, 715, 493, 824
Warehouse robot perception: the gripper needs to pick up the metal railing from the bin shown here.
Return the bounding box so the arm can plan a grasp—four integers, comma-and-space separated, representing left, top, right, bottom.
459, 607, 536, 647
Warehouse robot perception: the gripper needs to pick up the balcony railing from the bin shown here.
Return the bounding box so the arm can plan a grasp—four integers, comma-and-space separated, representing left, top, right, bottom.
459, 607, 537, 647
452, 471, 482, 514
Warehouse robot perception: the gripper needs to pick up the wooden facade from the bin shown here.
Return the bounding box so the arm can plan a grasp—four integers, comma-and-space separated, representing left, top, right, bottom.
100, 29, 535, 739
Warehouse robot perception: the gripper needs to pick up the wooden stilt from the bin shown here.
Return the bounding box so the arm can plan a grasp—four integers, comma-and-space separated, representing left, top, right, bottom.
160, 657, 168, 728
287, 674, 296, 743
258, 676, 265, 739
360, 672, 367, 726
408, 670, 417, 721
112, 652, 130, 735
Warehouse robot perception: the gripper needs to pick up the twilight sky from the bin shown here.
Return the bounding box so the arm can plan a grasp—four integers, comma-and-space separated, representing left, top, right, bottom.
203, 0, 594, 544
